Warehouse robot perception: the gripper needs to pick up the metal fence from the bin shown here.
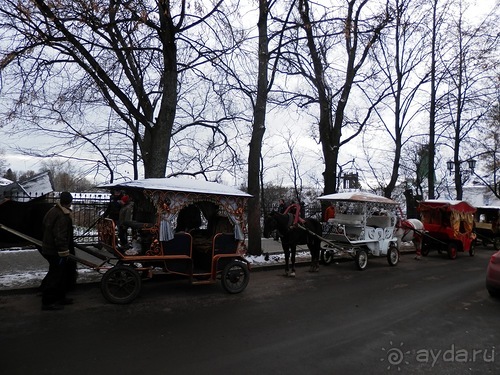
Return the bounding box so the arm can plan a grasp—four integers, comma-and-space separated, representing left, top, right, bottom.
0, 191, 110, 245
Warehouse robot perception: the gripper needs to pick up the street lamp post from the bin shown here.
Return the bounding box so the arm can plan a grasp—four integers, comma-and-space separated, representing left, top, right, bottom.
446, 159, 476, 176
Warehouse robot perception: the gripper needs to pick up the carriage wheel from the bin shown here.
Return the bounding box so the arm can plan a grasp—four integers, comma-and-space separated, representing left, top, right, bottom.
494, 237, 500, 251
447, 243, 458, 260
101, 265, 142, 304
355, 250, 368, 271
221, 260, 250, 294
320, 248, 334, 265
387, 245, 399, 267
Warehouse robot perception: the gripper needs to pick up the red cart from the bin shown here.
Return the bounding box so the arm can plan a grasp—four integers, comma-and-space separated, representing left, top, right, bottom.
418, 200, 476, 259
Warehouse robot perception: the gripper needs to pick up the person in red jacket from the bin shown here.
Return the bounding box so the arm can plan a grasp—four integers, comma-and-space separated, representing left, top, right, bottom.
323, 203, 336, 222
40, 192, 75, 311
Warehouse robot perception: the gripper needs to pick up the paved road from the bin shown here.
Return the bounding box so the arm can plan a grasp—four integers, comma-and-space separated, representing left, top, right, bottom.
0, 246, 498, 374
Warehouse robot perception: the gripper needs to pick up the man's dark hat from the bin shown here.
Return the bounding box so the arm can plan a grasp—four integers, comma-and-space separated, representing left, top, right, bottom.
60, 191, 73, 205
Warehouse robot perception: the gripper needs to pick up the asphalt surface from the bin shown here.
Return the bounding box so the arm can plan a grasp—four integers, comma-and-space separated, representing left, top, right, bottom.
0, 246, 498, 375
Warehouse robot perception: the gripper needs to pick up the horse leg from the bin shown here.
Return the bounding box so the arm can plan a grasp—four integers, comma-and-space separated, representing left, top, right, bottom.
414, 235, 422, 260
283, 245, 290, 276
289, 245, 296, 277
308, 234, 320, 272
311, 247, 320, 272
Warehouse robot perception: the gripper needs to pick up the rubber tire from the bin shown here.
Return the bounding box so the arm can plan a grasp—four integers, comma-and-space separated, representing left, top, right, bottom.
321, 248, 334, 265
387, 245, 399, 267
355, 250, 368, 271
487, 288, 500, 299
101, 265, 142, 304
447, 243, 458, 260
221, 261, 250, 294
494, 237, 500, 251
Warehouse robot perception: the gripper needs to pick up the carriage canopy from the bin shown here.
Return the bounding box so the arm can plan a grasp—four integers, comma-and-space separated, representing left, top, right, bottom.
417, 199, 476, 244
100, 178, 251, 241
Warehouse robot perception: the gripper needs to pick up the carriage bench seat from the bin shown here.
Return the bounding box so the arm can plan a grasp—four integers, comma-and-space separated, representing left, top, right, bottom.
332, 214, 364, 226
213, 233, 239, 255
162, 232, 192, 257
366, 216, 391, 229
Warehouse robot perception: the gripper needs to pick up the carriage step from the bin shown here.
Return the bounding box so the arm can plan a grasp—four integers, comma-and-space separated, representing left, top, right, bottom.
191, 279, 215, 285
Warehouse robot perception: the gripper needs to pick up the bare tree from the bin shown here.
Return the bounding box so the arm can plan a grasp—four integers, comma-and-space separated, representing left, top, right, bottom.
0, 0, 241, 180
367, 0, 430, 198
274, 0, 394, 198
440, 0, 498, 199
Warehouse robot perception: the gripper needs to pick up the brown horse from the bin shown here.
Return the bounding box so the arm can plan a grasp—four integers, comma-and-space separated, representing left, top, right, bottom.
263, 211, 323, 276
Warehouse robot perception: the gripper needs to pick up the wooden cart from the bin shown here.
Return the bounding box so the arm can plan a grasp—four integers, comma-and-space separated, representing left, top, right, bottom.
418, 200, 476, 259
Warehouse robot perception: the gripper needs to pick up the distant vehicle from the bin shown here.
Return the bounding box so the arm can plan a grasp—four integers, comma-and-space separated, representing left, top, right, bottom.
486, 250, 500, 298
418, 200, 476, 259
474, 206, 500, 250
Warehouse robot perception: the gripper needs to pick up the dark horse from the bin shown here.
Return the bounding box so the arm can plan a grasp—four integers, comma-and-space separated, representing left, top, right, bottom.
263, 211, 323, 276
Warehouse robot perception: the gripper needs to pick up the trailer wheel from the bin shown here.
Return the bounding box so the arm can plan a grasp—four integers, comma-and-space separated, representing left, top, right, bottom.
494, 237, 500, 251
355, 250, 368, 270
387, 245, 399, 267
447, 243, 458, 260
101, 265, 141, 304
221, 260, 249, 294
321, 248, 334, 265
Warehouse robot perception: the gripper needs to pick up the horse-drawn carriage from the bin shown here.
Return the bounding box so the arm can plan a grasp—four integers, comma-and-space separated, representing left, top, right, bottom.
1, 178, 252, 304
94, 178, 252, 303
418, 200, 476, 259
317, 192, 401, 270
474, 206, 500, 250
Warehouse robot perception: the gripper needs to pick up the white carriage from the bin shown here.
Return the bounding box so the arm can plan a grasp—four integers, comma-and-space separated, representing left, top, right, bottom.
318, 192, 400, 270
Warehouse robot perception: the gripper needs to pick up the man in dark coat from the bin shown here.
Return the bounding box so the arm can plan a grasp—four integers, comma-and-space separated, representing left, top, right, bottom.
40, 192, 75, 311
103, 189, 123, 223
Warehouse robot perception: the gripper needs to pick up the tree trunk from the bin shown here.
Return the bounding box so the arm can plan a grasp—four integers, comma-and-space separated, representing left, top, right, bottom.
246, 0, 269, 256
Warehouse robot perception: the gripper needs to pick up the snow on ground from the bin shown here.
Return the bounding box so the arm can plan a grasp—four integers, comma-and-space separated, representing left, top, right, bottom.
0, 245, 312, 291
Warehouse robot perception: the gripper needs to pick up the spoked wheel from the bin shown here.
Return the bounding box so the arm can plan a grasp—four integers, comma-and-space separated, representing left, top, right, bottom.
320, 248, 335, 265
387, 245, 399, 267
447, 242, 458, 260
101, 265, 142, 304
355, 249, 368, 271
221, 260, 250, 294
